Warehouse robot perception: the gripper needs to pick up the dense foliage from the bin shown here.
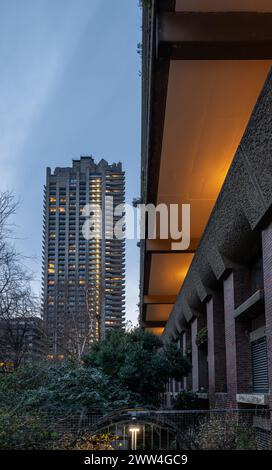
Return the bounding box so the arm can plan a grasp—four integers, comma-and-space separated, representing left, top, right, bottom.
84, 329, 191, 406
0, 329, 191, 448
0, 362, 131, 414
0, 329, 191, 415
172, 391, 204, 410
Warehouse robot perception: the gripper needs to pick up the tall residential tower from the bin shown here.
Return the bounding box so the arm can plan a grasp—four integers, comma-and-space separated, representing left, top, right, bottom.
42, 157, 125, 356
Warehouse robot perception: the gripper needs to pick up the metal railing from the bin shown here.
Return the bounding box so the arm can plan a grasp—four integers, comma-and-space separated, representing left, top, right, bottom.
0, 408, 271, 450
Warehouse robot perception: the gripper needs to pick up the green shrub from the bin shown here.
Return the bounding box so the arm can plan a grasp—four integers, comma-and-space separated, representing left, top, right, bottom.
196, 414, 257, 450
172, 391, 203, 410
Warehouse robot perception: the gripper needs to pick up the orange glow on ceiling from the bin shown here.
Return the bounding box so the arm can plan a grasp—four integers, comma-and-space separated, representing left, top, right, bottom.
158, 60, 272, 239
145, 327, 164, 336
148, 253, 194, 296
146, 59, 272, 335
146, 304, 173, 322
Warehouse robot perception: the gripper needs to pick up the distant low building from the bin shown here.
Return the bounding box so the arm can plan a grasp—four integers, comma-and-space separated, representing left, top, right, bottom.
0, 316, 45, 370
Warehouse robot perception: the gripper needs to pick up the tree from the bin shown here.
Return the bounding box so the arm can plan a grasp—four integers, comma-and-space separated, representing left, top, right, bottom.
0, 362, 131, 449
0, 287, 41, 368
0, 362, 130, 415
0, 190, 41, 368
0, 190, 18, 295
47, 282, 101, 363
84, 328, 191, 407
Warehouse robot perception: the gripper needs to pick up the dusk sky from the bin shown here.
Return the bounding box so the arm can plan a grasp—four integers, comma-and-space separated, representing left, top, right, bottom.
0, 0, 141, 324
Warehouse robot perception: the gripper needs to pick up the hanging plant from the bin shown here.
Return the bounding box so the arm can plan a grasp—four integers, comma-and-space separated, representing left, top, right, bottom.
196, 327, 208, 347
139, 0, 152, 8
185, 346, 192, 359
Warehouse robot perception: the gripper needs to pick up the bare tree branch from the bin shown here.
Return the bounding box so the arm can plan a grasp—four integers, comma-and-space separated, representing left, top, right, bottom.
0, 190, 40, 368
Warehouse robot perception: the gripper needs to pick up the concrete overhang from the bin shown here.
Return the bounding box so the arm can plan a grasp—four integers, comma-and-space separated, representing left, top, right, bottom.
140, 0, 272, 335
144, 295, 177, 304
174, 0, 272, 13
158, 12, 272, 60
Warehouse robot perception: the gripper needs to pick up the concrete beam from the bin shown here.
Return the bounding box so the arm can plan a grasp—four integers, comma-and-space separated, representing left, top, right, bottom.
157, 0, 176, 13
143, 295, 177, 305
146, 238, 199, 254
158, 12, 272, 59
144, 321, 166, 328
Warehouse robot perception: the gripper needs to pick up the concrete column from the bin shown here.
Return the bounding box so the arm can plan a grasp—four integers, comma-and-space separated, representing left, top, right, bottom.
191, 319, 199, 391
185, 329, 192, 390
207, 292, 227, 407
181, 332, 187, 390
166, 380, 171, 408
191, 316, 208, 392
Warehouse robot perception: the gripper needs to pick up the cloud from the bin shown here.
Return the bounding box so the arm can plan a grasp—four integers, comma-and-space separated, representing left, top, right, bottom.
0, 0, 99, 188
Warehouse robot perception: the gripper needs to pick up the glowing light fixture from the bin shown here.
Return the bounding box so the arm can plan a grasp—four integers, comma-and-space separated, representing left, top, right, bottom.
129, 426, 140, 450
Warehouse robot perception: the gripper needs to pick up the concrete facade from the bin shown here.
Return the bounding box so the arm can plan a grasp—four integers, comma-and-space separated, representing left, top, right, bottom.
163, 70, 272, 400
140, 1, 272, 415
163, 73, 272, 409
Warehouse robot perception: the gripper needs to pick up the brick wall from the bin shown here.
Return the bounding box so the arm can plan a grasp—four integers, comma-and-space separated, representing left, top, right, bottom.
191, 319, 198, 391
223, 272, 238, 407
262, 222, 272, 410
191, 316, 208, 392
185, 329, 192, 390
181, 332, 187, 390
198, 315, 208, 391
207, 292, 227, 407
214, 393, 229, 409
236, 316, 252, 394
224, 271, 252, 407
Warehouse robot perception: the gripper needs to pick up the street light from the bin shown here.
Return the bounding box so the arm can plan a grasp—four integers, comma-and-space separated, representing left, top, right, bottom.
129, 426, 140, 450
